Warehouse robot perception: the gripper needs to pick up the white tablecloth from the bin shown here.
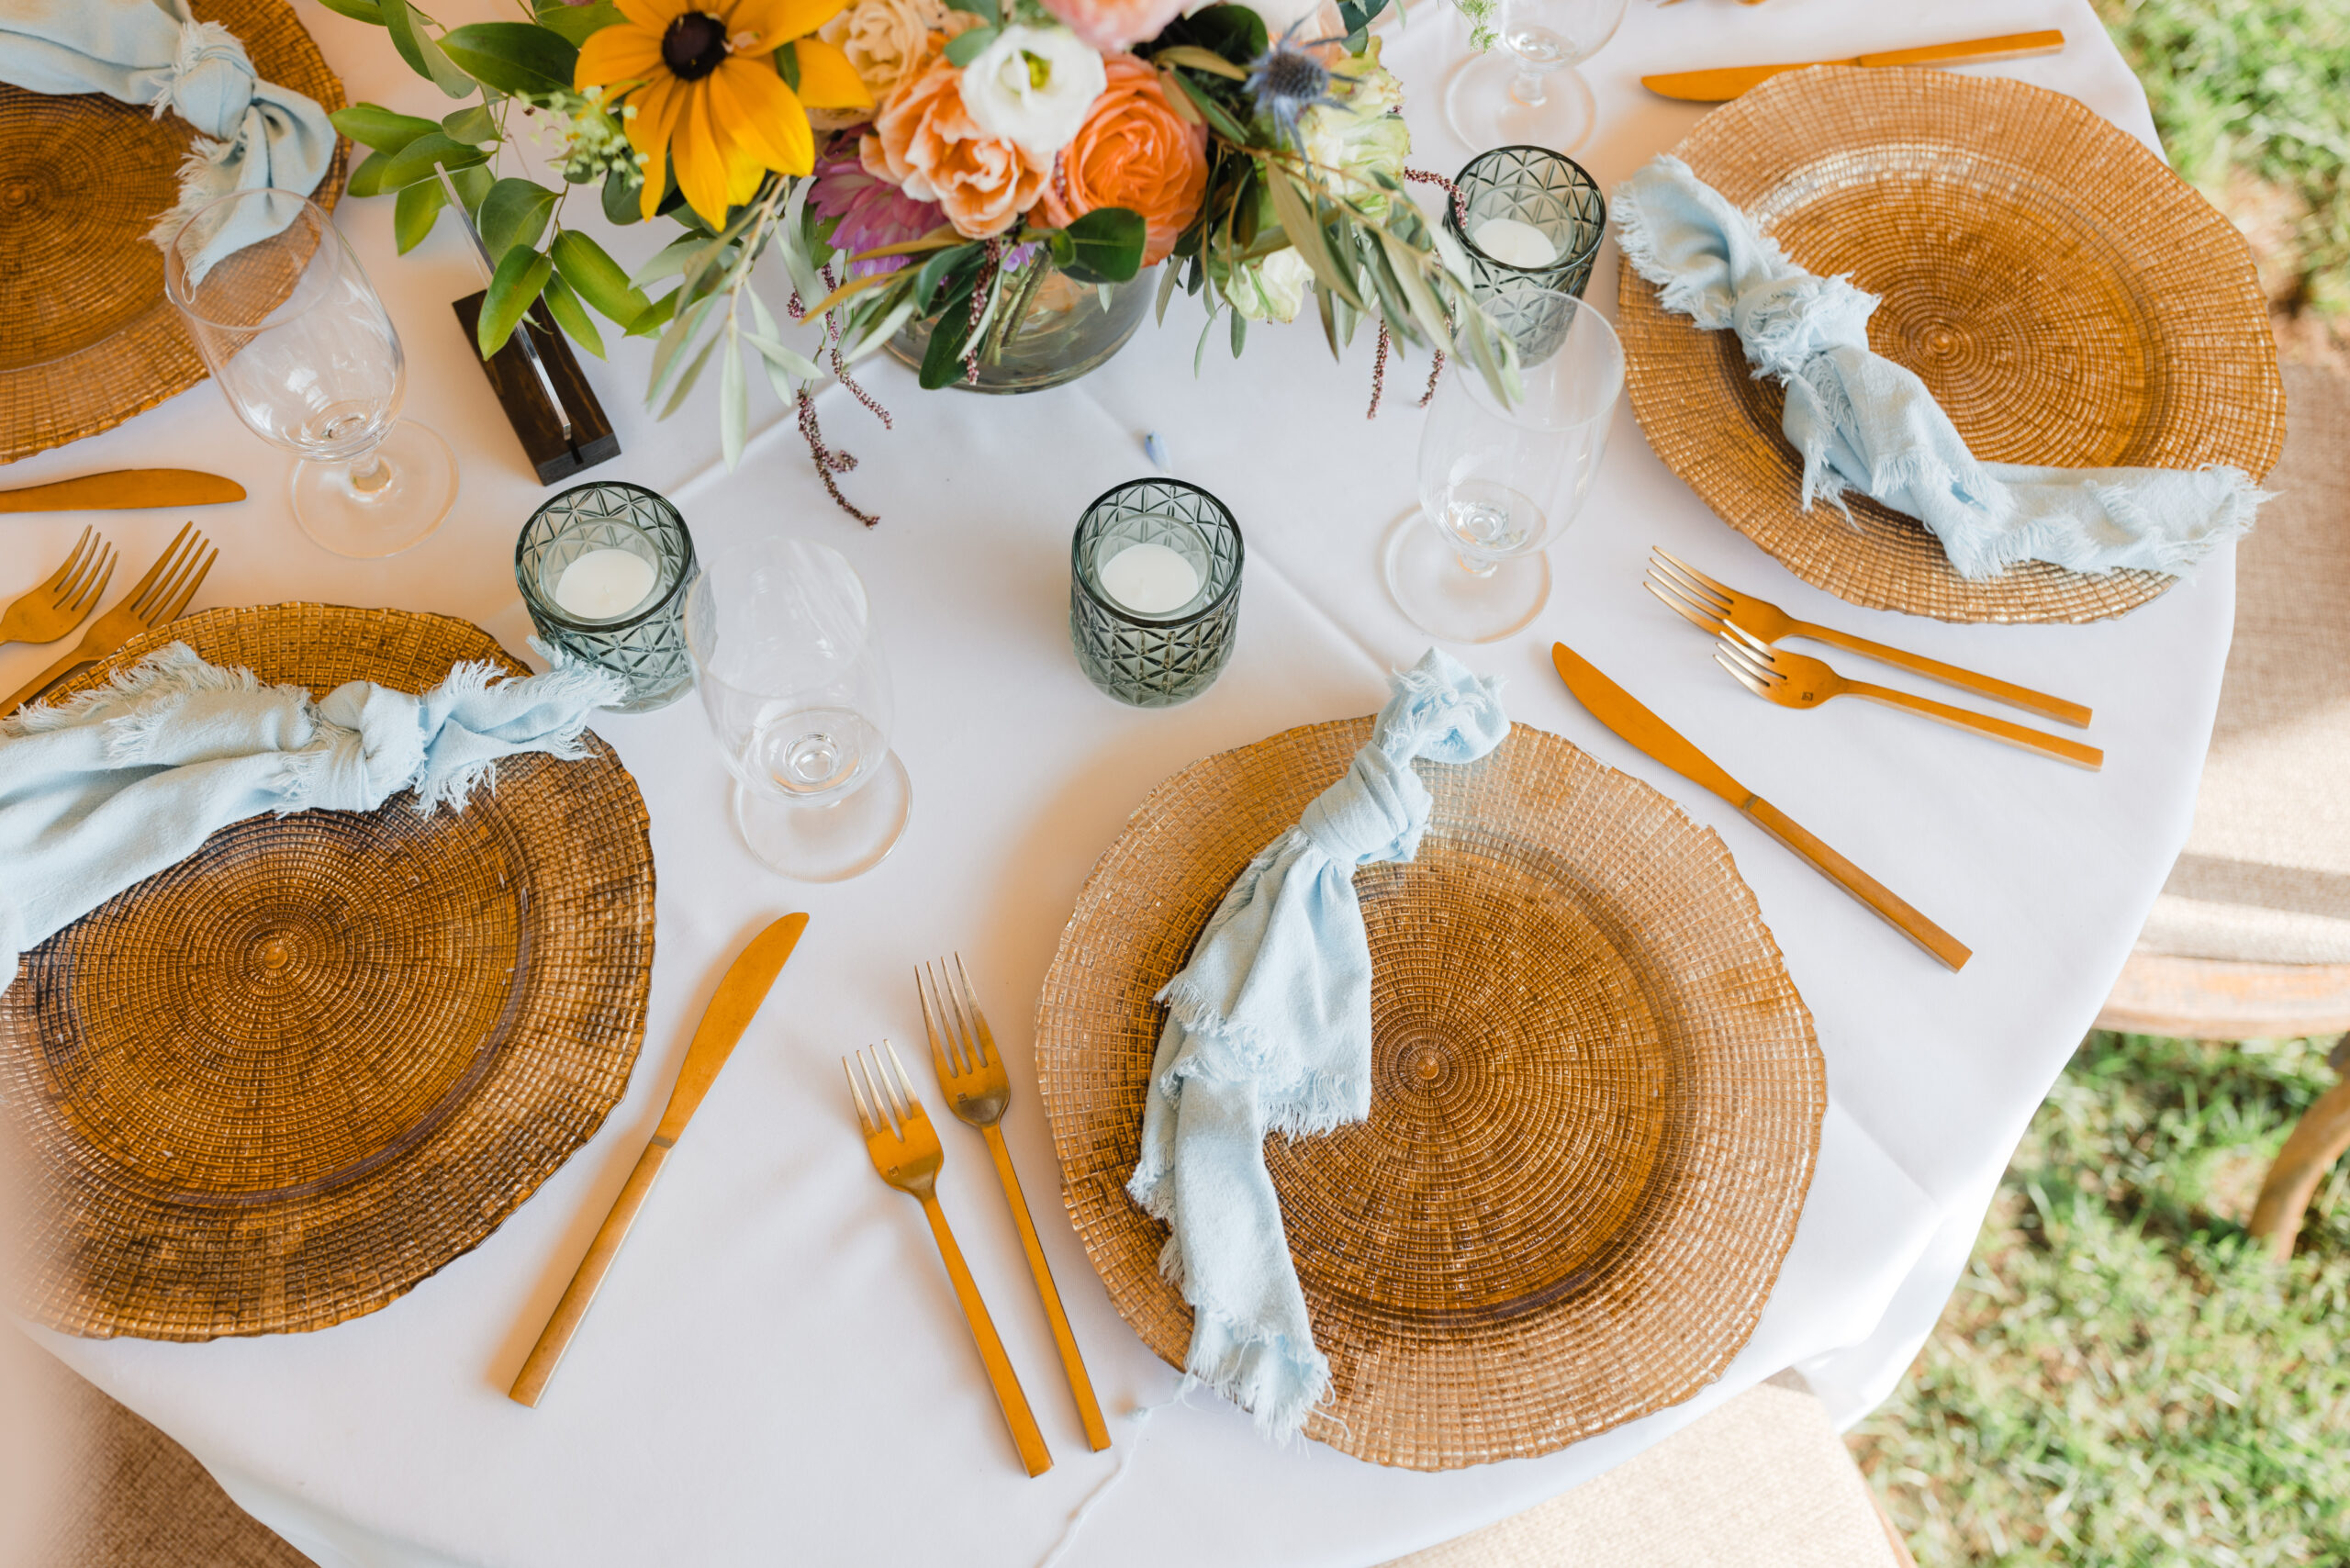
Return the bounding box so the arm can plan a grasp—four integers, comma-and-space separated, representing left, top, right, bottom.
14, 3, 2215, 1564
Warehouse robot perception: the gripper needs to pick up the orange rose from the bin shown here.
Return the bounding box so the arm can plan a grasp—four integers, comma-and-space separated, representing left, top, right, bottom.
860, 41, 1051, 240
1035, 56, 1206, 267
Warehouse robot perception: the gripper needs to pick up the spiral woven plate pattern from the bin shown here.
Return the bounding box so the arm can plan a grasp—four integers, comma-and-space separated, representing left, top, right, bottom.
0, 0, 348, 463
0, 606, 655, 1340
1617, 66, 2284, 623
1035, 719, 1823, 1469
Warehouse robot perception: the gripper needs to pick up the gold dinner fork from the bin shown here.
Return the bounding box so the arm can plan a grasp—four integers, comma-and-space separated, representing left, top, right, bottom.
846, 1043, 1054, 1478
1714, 624, 2103, 770
1, 527, 114, 647
3, 522, 217, 715
1647, 548, 2091, 728
920, 958, 1112, 1453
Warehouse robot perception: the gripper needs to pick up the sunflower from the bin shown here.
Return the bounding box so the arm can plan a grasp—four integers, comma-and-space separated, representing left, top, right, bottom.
577, 0, 872, 225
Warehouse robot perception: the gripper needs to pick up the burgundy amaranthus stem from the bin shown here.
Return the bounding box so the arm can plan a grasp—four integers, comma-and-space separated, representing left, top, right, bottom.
796, 388, 877, 527
1404, 167, 1468, 230
964, 240, 1001, 386
811, 268, 892, 431
1419, 349, 1444, 407
1366, 319, 1392, 420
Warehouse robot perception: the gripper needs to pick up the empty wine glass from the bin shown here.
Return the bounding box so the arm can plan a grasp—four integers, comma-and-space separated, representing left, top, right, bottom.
1444, 0, 1628, 153
163, 188, 456, 559
1383, 290, 1623, 643
686, 536, 912, 882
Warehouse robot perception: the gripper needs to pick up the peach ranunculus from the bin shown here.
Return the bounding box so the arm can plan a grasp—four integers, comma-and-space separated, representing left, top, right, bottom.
1035, 56, 1207, 267
859, 41, 1051, 240
810, 0, 981, 131
1037, 0, 1189, 51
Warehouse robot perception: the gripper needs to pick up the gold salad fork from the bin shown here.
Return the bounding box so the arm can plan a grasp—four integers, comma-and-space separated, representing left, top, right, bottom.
846, 1043, 1054, 1478
3, 523, 216, 715
920, 958, 1111, 1452
1714, 624, 2103, 770
1647, 548, 2091, 728
1, 528, 115, 648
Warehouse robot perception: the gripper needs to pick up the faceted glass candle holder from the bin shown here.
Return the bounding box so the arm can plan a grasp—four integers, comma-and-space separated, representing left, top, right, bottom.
1446, 147, 1606, 361
516, 480, 697, 713
1069, 479, 1244, 708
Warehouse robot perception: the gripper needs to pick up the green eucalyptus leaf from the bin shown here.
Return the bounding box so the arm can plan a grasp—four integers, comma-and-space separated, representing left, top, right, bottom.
392, 178, 444, 252
382, 0, 476, 96
1267, 174, 1361, 309
441, 104, 499, 144
1058, 207, 1145, 285
478, 178, 560, 257
315, 0, 386, 23
720, 332, 748, 470
1168, 73, 1249, 143
630, 236, 711, 290
914, 241, 983, 310
478, 246, 554, 358
331, 104, 438, 153
658, 334, 721, 419
534, 1, 627, 45
943, 25, 999, 66
551, 230, 652, 327
440, 22, 579, 96
541, 272, 606, 358
629, 289, 681, 338
1228, 304, 1247, 358
1155, 256, 1181, 325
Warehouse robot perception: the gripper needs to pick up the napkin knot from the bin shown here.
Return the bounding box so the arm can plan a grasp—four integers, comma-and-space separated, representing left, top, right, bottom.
159, 18, 256, 138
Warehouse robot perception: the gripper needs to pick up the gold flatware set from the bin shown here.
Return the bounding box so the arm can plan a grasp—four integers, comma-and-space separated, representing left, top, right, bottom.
3, 521, 217, 715
1642, 30, 2066, 102
0, 468, 245, 513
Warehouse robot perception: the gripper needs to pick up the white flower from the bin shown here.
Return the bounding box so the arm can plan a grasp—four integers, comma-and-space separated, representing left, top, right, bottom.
957, 25, 1107, 159
1224, 248, 1314, 323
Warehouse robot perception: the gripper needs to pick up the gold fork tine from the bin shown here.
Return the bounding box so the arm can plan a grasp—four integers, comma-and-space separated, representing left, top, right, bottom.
1650, 552, 1734, 614
156, 544, 215, 623
117, 522, 194, 615
845, 1057, 878, 1135
134, 533, 206, 622
917, 964, 960, 1080
61, 543, 115, 617
1715, 650, 1775, 698
1654, 547, 1737, 604
948, 955, 991, 1070
1716, 636, 1785, 685
883, 1040, 922, 1112
43, 528, 93, 597
1720, 620, 1775, 659
1644, 575, 1727, 633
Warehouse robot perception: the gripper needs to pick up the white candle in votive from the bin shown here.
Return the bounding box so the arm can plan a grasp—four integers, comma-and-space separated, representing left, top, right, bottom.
1472, 217, 1559, 269
554, 547, 658, 620
1099, 542, 1202, 615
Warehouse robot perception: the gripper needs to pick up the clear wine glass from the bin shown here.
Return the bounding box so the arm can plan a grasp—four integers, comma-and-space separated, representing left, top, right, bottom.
686, 536, 912, 882
1444, 0, 1628, 153
1383, 290, 1623, 643
162, 188, 456, 559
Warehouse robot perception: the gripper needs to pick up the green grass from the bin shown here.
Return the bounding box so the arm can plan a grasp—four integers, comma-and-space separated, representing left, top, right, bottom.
1850, 1031, 2350, 1565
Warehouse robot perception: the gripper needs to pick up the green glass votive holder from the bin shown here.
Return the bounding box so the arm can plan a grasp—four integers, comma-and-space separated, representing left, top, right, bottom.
1446, 146, 1607, 362
516, 480, 698, 713
1069, 479, 1244, 708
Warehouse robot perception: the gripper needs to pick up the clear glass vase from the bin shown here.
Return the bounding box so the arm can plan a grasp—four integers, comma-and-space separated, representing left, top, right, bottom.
889, 261, 1153, 394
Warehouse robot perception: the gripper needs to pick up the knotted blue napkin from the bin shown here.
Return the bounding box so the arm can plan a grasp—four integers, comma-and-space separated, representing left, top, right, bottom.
0, 644, 623, 993
1614, 154, 2266, 580
0, 0, 337, 274
1128, 650, 1509, 1441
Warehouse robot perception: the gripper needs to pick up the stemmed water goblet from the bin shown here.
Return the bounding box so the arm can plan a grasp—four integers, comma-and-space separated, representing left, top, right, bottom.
686, 536, 912, 882
1444, 0, 1628, 153
162, 187, 456, 559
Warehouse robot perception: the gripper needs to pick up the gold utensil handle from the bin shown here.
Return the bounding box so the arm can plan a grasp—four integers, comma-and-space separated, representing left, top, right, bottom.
982, 1125, 1111, 1452
1860, 29, 2065, 69
1798, 624, 2090, 728
1850, 683, 2104, 770
509, 1139, 672, 1407
3, 649, 90, 714
919, 1191, 1053, 1477
1741, 797, 1972, 971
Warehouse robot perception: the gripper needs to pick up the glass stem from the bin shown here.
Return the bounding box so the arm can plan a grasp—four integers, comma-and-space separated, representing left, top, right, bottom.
347, 452, 392, 497
1509, 66, 1550, 107
1457, 552, 1500, 579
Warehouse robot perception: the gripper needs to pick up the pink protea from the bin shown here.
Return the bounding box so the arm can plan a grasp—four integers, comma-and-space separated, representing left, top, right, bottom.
809, 134, 946, 277
1036, 0, 1192, 52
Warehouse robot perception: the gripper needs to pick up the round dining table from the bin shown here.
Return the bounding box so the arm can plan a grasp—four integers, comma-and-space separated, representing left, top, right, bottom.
11, 1, 2221, 1563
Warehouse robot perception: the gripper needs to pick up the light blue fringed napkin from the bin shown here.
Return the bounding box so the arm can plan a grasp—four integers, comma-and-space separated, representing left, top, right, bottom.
1127, 649, 1509, 1441
1614, 154, 2266, 580
0, 0, 336, 273
0, 644, 623, 991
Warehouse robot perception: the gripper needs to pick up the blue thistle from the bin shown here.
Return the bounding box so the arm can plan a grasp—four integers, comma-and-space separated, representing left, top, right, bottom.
1245, 21, 1355, 151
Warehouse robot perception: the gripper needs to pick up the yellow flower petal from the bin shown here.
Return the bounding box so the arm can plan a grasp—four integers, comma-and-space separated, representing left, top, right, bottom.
626, 73, 686, 157
709, 57, 817, 174
672, 86, 734, 225
616, 0, 690, 29
575, 23, 665, 90
787, 38, 871, 112
725, 0, 850, 49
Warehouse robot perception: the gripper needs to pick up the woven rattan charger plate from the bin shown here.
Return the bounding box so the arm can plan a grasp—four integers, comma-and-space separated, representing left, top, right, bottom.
1617, 66, 2285, 624
0, 605, 655, 1340
1036, 719, 1824, 1469
0, 0, 348, 464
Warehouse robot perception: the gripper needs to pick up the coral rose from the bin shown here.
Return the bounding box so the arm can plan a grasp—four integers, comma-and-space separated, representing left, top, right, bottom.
861, 41, 1053, 239
1035, 56, 1207, 266
1037, 0, 1189, 51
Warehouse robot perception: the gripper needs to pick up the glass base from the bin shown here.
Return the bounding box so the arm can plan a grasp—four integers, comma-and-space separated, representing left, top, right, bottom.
1382, 508, 1551, 644
1444, 55, 1597, 153
291, 420, 458, 559
733, 751, 912, 882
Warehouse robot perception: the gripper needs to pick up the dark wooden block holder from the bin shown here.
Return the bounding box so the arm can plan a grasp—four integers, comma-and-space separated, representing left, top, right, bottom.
452, 290, 621, 486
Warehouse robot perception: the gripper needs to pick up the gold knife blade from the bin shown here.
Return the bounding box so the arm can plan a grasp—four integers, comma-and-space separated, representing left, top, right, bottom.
0, 470, 247, 513
1551, 643, 1970, 971
509, 911, 811, 1406
1641, 29, 2065, 102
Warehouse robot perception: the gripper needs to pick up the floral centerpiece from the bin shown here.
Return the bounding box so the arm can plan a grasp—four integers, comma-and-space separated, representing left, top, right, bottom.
320, 0, 1514, 515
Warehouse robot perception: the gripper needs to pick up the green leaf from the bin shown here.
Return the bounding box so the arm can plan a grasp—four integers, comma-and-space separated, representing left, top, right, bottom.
630, 236, 711, 290
918, 275, 982, 389
1169, 4, 1265, 63
450, 164, 493, 215
1267, 174, 1362, 309
478, 246, 554, 358
600, 169, 644, 226
944, 0, 999, 23
551, 230, 652, 327
943, 25, 999, 66
533, 1, 626, 45
1228, 303, 1247, 358
441, 104, 499, 144
350, 131, 488, 196
914, 241, 984, 311
1155, 257, 1181, 326
393, 178, 444, 252
331, 104, 439, 153
440, 23, 580, 96
382, 0, 476, 97
649, 294, 722, 401
540, 272, 606, 358
1058, 207, 1146, 285
478, 178, 559, 257
1153, 45, 1248, 80
744, 332, 823, 384
1377, 227, 1451, 350
657, 334, 720, 419
1168, 72, 1249, 144
720, 331, 748, 469
775, 39, 800, 89
315, 0, 385, 23
628, 289, 680, 338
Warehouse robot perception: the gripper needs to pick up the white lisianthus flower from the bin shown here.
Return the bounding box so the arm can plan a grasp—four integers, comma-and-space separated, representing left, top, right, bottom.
1223, 248, 1314, 323
957, 25, 1108, 159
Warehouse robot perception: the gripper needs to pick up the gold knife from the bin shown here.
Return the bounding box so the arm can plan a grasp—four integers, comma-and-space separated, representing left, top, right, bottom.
509, 912, 811, 1406
0, 470, 247, 513
1551, 643, 1970, 971
1642, 29, 2065, 102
